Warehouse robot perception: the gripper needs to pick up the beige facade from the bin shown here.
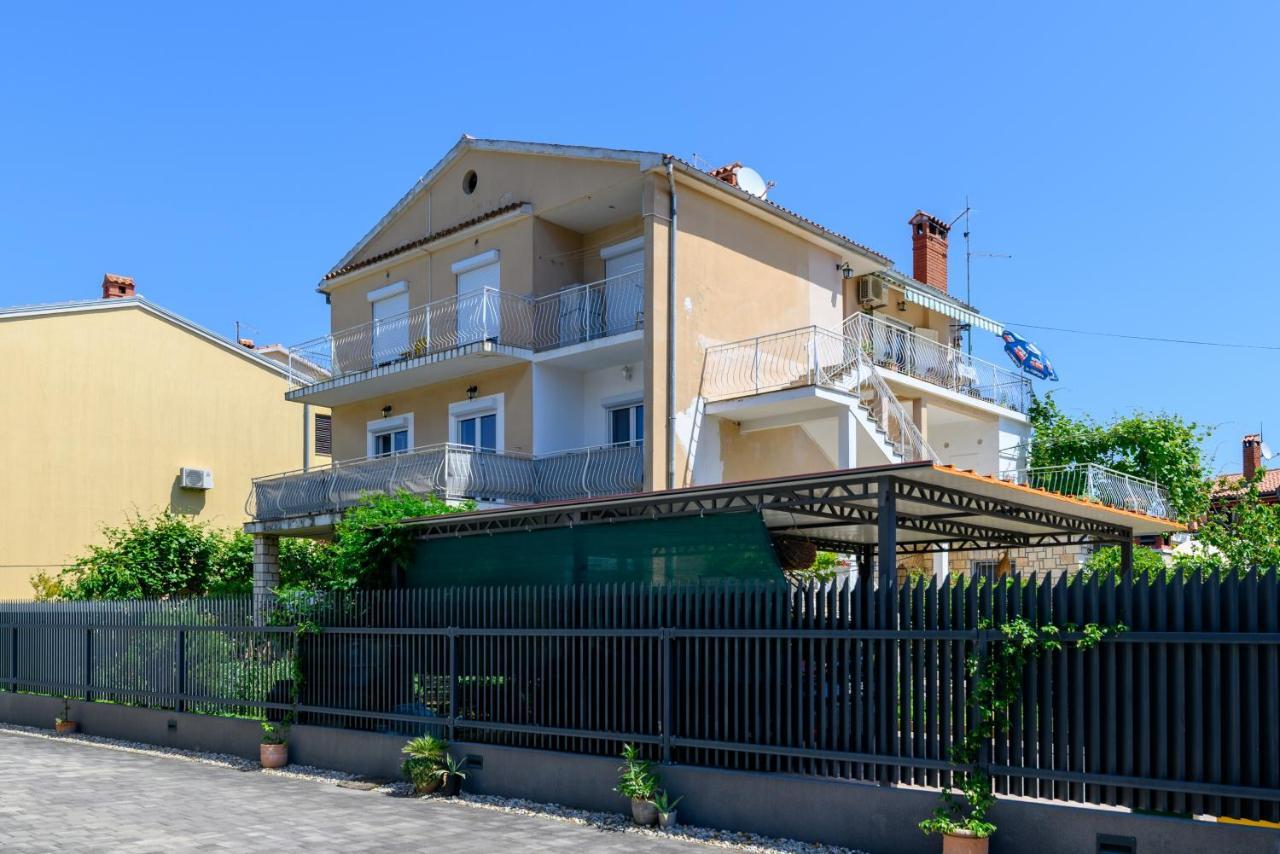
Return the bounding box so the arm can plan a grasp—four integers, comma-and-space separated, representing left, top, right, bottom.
0, 298, 327, 597
265, 137, 1032, 554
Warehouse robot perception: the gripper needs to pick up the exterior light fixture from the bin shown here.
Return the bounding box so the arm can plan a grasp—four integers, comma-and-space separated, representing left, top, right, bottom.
381, 405, 393, 417
622, 365, 634, 381
839, 263, 854, 280
897, 299, 908, 312
466, 385, 479, 400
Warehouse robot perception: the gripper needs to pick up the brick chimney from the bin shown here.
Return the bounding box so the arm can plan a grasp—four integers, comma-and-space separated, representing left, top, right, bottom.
101, 274, 135, 300
909, 211, 950, 292
1243, 434, 1263, 481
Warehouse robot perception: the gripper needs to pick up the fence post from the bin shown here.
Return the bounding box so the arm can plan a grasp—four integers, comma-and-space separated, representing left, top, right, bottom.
9, 626, 17, 693
447, 626, 458, 742
176, 629, 187, 714
660, 628, 672, 765
974, 627, 992, 794
84, 627, 94, 703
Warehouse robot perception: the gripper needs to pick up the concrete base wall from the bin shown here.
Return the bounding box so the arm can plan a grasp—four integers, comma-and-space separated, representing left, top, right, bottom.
2, 694, 1274, 854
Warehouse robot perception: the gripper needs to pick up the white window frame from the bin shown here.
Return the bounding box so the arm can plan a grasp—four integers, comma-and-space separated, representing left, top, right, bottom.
450, 249, 501, 276
599, 237, 644, 263
604, 396, 644, 447
366, 413, 415, 459
366, 280, 409, 304
449, 393, 505, 452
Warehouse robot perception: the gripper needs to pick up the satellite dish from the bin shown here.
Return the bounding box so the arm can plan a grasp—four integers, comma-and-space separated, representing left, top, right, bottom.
1262, 442, 1274, 461
735, 166, 769, 199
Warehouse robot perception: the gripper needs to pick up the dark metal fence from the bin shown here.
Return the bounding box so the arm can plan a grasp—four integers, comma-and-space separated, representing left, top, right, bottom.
2, 573, 1277, 823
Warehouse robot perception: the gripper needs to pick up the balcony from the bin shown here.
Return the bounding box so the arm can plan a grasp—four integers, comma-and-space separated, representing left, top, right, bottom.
1003, 463, 1173, 519
246, 442, 645, 523
284, 270, 643, 401
844, 313, 1031, 414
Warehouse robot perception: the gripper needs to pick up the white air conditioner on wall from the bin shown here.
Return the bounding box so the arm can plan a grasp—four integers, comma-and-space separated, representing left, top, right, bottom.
180, 467, 214, 490
857, 276, 886, 308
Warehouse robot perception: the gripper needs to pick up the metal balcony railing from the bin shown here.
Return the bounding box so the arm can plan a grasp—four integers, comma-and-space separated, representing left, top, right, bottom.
246, 442, 645, 521
1002, 463, 1173, 519
700, 325, 935, 463
843, 313, 1032, 414
285, 270, 644, 390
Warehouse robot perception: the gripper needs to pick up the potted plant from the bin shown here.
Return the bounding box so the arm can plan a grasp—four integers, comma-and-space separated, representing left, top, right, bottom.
919, 793, 995, 854
653, 789, 683, 830
54, 696, 77, 735
260, 721, 289, 769
433, 753, 468, 797
402, 734, 448, 795
614, 743, 659, 826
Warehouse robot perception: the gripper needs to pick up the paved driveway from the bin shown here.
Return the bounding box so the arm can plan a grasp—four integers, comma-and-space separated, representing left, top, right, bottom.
0, 731, 707, 853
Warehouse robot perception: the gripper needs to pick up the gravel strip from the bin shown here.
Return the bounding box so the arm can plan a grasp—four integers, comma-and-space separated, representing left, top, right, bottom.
1, 724, 864, 854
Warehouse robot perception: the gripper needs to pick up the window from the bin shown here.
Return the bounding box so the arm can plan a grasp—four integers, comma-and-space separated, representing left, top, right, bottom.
372, 429, 409, 457
366, 414, 414, 459
449, 393, 504, 453
463, 169, 478, 195
314, 413, 332, 457
452, 251, 501, 344
456, 413, 497, 452
608, 403, 644, 447
368, 281, 409, 365
972, 558, 1015, 580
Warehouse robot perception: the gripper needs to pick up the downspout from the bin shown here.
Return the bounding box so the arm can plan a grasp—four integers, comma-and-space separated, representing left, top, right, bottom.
664, 157, 678, 491
302, 402, 312, 472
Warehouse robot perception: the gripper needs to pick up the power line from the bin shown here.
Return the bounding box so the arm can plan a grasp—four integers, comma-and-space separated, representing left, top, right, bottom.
1007, 322, 1280, 352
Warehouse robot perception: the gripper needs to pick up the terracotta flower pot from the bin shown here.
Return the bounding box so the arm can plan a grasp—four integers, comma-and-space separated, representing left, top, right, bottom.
942, 830, 989, 854
260, 743, 288, 769
414, 776, 443, 795
630, 798, 658, 826
54, 720, 78, 735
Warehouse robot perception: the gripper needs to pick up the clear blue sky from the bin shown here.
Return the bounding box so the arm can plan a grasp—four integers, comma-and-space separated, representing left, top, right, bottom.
2, 2, 1274, 473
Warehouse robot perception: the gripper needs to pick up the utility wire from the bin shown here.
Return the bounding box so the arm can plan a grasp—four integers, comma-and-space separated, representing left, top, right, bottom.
1007, 322, 1280, 352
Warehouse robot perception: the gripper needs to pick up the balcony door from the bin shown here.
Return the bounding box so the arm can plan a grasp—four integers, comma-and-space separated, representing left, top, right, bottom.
448, 393, 505, 501
369, 282, 409, 367
453, 251, 500, 346
600, 237, 643, 337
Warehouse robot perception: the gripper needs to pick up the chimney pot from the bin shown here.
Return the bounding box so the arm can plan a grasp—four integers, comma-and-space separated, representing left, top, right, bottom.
101, 274, 135, 300
909, 211, 949, 292
1243, 434, 1262, 481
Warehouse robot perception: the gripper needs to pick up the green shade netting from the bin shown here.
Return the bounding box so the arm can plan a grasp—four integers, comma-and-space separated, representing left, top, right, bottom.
407, 511, 783, 587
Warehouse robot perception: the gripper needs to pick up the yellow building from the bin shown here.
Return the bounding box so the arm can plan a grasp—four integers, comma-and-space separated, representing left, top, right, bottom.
0, 277, 329, 597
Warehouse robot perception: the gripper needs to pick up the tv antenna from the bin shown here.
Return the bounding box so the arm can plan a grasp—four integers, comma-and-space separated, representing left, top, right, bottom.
948, 195, 1011, 353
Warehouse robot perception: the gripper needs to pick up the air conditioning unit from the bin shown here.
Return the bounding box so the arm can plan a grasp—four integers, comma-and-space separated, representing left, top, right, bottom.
857, 276, 887, 308
180, 467, 214, 490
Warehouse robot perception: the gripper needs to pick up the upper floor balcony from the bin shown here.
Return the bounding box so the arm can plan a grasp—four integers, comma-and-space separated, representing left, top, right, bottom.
246, 441, 645, 524
844, 312, 1031, 415
1005, 463, 1174, 520
284, 269, 644, 404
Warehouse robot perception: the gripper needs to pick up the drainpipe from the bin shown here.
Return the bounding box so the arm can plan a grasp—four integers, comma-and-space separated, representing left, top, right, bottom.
664, 156, 678, 491
302, 403, 312, 472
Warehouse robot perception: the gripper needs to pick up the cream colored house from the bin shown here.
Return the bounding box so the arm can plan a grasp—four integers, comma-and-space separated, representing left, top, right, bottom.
247, 136, 1169, 580
0, 277, 329, 597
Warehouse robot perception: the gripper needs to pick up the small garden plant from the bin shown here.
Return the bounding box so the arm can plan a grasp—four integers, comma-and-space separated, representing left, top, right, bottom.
614, 743, 660, 802
920, 616, 1121, 840
402, 734, 450, 793
260, 720, 290, 745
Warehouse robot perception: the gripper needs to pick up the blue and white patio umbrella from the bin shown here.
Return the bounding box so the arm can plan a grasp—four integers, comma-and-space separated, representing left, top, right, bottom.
1000, 330, 1059, 381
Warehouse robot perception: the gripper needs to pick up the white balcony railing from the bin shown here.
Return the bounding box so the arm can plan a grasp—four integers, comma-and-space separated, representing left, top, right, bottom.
246, 442, 645, 521
701, 325, 935, 463
286, 270, 644, 390
1003, 464, 1173, 519
843, 313, 1032, 414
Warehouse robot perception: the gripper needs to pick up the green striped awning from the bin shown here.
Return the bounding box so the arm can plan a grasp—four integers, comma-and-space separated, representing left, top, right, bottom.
901, 283, 1003, 335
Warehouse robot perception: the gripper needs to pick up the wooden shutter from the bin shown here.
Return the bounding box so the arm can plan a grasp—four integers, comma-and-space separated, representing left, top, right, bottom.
314, 413, 333, 457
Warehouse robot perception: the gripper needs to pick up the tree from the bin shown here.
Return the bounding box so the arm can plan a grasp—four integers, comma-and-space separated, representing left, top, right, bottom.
1191, 477, 1280, 575
33, 511, 328, 600
1028, 393, 1210, 521
323, 491, 475, 591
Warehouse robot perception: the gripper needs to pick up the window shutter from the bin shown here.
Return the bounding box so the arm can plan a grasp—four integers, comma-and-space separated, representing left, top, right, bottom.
314, 413, 333, 457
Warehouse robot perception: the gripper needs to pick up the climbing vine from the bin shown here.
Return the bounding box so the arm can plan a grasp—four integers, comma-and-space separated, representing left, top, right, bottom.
919, 616, 1124, 839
